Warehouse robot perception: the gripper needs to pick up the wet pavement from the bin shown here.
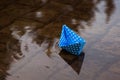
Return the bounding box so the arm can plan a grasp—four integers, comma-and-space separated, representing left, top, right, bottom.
0, 0, 120, 80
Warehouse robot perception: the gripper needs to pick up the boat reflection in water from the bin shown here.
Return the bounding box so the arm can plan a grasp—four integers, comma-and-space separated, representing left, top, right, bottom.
59, 50, 85, 74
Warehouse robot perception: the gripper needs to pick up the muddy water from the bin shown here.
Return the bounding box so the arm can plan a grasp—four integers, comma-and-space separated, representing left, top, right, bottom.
0, 0, 120, 80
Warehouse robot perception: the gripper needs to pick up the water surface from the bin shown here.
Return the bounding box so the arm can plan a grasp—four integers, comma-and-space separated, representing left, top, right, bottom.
0, 0, 120, 80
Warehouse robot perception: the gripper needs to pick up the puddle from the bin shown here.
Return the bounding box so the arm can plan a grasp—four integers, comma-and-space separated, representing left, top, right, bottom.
0, 0, 120, 80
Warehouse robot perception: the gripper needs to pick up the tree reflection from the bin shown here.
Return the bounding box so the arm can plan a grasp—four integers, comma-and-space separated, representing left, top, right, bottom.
41, 0, 114, 32
0, 0, 115, 79
0, 30, 12, 80
105, 0, 115, 22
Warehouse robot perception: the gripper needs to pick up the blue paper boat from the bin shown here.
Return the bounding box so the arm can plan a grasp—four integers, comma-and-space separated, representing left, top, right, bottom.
58, 25, 86, 55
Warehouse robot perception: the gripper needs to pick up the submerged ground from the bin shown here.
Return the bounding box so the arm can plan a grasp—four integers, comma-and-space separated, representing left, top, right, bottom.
0, 0, 120, 80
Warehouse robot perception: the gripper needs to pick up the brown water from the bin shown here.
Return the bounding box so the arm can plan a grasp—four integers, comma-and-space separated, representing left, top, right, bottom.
0, 0, 120, 80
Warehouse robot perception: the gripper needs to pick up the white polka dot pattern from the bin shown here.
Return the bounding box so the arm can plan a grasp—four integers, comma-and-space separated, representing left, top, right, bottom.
58, 25, 86, 55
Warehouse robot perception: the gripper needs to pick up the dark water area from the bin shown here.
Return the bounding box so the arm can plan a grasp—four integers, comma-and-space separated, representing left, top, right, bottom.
0, 0, 120, 80
59, 50, 85, 74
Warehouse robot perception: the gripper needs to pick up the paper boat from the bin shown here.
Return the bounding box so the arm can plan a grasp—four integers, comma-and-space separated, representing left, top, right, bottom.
58, 25, 86, 55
